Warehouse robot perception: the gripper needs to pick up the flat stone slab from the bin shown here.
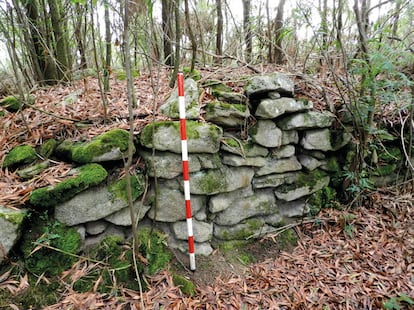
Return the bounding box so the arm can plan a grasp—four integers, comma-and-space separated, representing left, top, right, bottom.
172, 220, 213, 242
256, 98, 312, 119
255, 156, 302, 176
249, 120, 282, 148
245, 73, 294, 97
140, 121, 223, 154
205, 101, 250, 127
274, 175, 330, 201
189, 166, 254, 195
277, 111, 335, 130
213, 190, 277, 226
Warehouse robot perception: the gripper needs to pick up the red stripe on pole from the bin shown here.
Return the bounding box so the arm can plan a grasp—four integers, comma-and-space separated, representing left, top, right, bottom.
185, 200, 192, 218
182, 161, 189, 181
180, 118, 187, 139
178, 73, 184, 96
178, 72, 195, 271
188, 236, 195, 253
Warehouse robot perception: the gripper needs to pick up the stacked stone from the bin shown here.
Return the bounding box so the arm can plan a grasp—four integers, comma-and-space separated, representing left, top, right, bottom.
140, 73, 351, 256
0, 73, 352, 262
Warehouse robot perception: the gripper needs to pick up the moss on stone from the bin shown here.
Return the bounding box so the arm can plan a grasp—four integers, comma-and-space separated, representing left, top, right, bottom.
72, 129, 132, 163
308, 186, 338, 215
0, 207, 27, 225
140, 121, 177, 147
54, 140, 75, 160
108, 173, 145, 203
29, 163, 108, 209
278, 229, 298, 249
40, 139, 57, 158
195, 169, 227, 194
20, 219, 81, 276
114, 69, 140, 81
172, 273, 196, 296
17, 160, 50, 179
3, 145, 37, 168
137, 227, 172, 275
182, 67, 201, 81
206, 101, 247, 114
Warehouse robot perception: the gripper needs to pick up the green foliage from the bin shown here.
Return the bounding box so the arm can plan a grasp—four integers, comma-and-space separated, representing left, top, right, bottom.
383, 293, 414, 310
3, 145, 37, 168
20, 218, 81, 277
29, 163, 108, 209
137, 227, 172, 275
182, 67, 201, 81
172, 273, 196, 296
108, 173, 145, 203
308, 186, 338, 215
40, 139, 57, 158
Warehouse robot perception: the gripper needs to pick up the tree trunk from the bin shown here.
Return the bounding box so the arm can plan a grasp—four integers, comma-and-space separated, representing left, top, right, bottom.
48, 0, 69, 81
273, 0, 286, 64
215, 0, 223, 65
104, 0, 111, 92
169, 0, 180, 88
242, 0, 252, 63
184, 0, 197, 72
74, 3, 87, 69
162, 0, 174, 66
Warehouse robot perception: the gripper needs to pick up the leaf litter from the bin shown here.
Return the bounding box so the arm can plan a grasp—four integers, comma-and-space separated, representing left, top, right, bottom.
0, 66, 413, 308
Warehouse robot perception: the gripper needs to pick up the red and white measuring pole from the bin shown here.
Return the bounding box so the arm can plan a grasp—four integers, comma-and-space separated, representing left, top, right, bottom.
177, 72, 196, 271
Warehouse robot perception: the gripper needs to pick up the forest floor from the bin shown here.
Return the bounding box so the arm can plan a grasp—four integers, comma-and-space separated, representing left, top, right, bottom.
1, 65, 413, 309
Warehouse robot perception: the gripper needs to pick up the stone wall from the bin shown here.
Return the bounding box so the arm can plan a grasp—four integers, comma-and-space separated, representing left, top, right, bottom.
0, 73, 352, 262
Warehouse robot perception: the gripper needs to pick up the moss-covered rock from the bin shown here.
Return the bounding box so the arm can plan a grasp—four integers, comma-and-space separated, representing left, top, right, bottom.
72, 129, 133, 163
29, 163, 108, 209
0, 94, 35, 112
0, 206, 27, 263
108, 174, 145, 203
3, 145, 37, 169
172, 273, 196, 296
40, 139, 57, 158
182, 67, 201, 81
17, 160, 50, 179
140, 120, 223, 154
20, 219, 82, 276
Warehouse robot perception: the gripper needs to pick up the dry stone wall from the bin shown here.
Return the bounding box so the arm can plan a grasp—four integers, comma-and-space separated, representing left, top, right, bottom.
0, 73, 352, 262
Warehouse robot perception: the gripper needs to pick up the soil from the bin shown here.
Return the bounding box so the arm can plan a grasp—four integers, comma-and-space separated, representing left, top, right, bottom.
169, 236, 296, 287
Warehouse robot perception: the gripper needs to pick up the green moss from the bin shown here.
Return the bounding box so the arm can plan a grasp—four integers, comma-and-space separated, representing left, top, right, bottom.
206, 101, 247, 113
17, 160, 50, 179
172, 273, 196, 296
3, 145, 37, 168
54, 140, 75, 160
196, 169, 227, 194
308, 186, 338, 215
29, 163, 108, 209
379, 147, 401, 162
114, 69, 140, 81
373, 163, 397, 176
218, 240, 256, 265
108, 173, 145, 203
278, 229, 298, 249
0, 110, 5, 117
137, 227, 172, 275
0, 207, 27, 225
0, 95, 35, 112
140, 121, 177, 147
21, 219, 81, 276
40, 139, 57, 158
72, 129, 132, 163
182, 67, 201, 81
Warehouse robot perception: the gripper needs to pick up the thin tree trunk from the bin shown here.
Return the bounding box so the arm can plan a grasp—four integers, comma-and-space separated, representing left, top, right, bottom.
184, 0, 197, 72
162, 0, 174, 66
169, 0, 180, 88
242, 0, 252, 63
104, 0, 111, 92
215, 0, 223, 65
274, 0, 286, 64
48, 0, 69, 81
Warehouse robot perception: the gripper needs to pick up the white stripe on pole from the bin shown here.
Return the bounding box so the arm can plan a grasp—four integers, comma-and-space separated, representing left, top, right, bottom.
178, 72, 196, 271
